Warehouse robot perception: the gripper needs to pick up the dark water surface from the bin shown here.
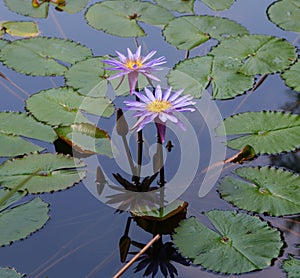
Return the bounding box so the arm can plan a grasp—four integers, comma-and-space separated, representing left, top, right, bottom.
0, 0, 299, 277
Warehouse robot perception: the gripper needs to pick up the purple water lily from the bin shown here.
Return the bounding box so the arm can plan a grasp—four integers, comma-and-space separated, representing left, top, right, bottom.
102, 46, 166, 94
124, 85, 196, 142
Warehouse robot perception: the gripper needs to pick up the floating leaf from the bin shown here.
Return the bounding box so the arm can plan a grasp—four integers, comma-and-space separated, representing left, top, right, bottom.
65, 57, 149, 97
281, 60, 300, 92
55, 123, 113, 157
267, 0, 300, 32
167, 55, 254, 99
4, 0, 88, 18
0, 112, 57, 157
211, 35, 297, 75
219, 166, 300, 216
154, 0, 195, 13
225, 145, 256, 164
26, 87, 115, 126
163, 15, 248, 50
283, 255, 300, 278
0, 267, 25, 278
85, 1, 173, 37
216, 111, 300, 154
202, 0, 235, 11
1, 21, 39, 37
0, 153, 86, 193
0, 189, 24, 212
173, 210, 282, 274
0, 39, 8, 49
0, 37, 92, 76
0, 197, 49, 246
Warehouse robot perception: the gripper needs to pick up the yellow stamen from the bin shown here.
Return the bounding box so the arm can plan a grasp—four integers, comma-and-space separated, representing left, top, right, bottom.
147, 100, 172, 113
125, 59, 143, 70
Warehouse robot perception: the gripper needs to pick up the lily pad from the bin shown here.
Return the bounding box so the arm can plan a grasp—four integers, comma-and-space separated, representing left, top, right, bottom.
154, 0, 195, 13
0, 189, 24, 212
211, 35, 297, 75
65, 57, 149, 97
1, 21, 39, 37
267, 0, 300, 32
0, 197, 49, 246
0, 153, 86, 193
55, 123, 113, 157
283, 255, 300, 278
0, 267, 25, 278
85, 1, 173, 37
4, 0, 88, 18
0, 112, 57, 157
167, 55, 254, 99
218, 166, 300, 216
26, 87, 115, 126
216, 111, 300, 154
202, 0, 235, 11
173, 210, 282, 274
0, 39, 8, 49
163, 15, 248, 50
281, 60, 300, 92
0, 37, 92, 76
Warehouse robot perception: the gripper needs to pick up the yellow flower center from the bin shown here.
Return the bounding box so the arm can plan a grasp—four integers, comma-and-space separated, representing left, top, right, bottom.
147, 100, 172, 113
125, 59, 143, 70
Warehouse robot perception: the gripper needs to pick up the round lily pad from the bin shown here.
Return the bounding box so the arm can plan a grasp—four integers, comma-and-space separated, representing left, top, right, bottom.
219, 166, 300, 216
283, 255, 300, 278
281, 60, 300, 92
154, 0, 195, 13
202, 0, 235, 11
26, 87, 115, 126
0, 267, 25, 278
85, 1, 173, 37
216, 111, 300, 154
173, 210, 283, 274
167, 55, 254, 99
1, 21, 39, 37
211, 34, 297, 75
163, 15, 248, 50
0, 37, 92, 76
0, 153, 86, 193
267, 0, 300, 32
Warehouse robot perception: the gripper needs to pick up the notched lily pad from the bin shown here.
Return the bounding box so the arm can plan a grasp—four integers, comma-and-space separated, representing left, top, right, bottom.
219, 166, 300, 216
281, 60, 300, 92
216, 111, 300, 154
267, 0, 300, 32
85, 0, 174, 37
283, 255, 300, 278
26, 87, 115, 126
1, 21, 39, 37
202, 0, 235, 11
55, 123, 113, 157
211, 34, 297, 75
167, 55, 254, 99
154, 0, 195, 14
163, 15, 248, 50
173, 210, 283, 274
0, 153, 86, 193
0, 267, 26, 277
0, 37, 92, 76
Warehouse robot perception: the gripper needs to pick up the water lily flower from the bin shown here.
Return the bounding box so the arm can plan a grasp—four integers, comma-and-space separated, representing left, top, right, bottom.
102, 46, 166, 94
124, 85, 196, 142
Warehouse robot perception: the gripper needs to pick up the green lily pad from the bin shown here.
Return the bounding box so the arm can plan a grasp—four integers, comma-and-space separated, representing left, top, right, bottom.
85, 1, 174, 37
0, 267, 25, 278
163, 15, 248, 50
281, 60, 300, 92
202, 0, 235, 11
1, 21, 39, 37
0, 112, 57, 157
0, 189, 24, 212
167, 55, 254, 99
211, 35, 297, 75
55, 123, 113, 157
283, 255, 300, 278
216, 111, 300, 154
65, 57, 149, 97
4, 0, 88, 18
0, 197, 49, 246
173, 210, 282, 274
0, 153, 86, 193
26, 87, 115, 126
219, 166, 300, 216
154, 0, 195, 13
0, 39, 8, 49
267, 0, 300, 32
0, 37, 92, 76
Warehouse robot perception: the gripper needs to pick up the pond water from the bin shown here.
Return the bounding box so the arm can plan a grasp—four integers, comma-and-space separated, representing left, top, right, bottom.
0, 0, 300, 277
